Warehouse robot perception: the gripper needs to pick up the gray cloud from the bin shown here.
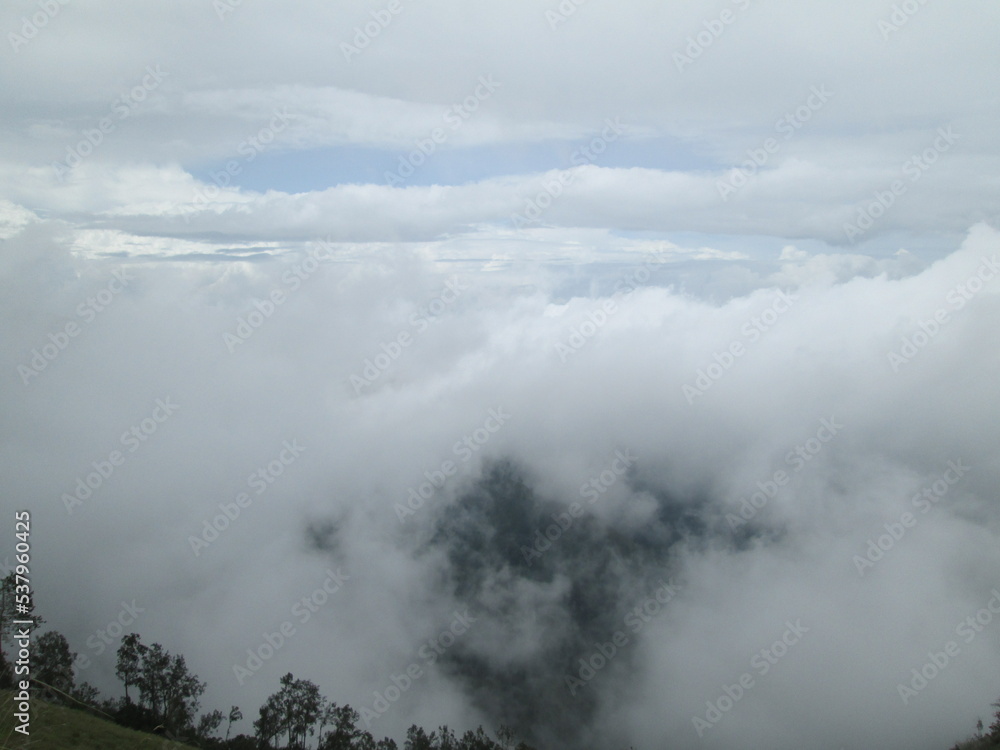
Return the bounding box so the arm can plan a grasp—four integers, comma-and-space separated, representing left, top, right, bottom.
3, 218, 999, 748
2, 3, 999, 749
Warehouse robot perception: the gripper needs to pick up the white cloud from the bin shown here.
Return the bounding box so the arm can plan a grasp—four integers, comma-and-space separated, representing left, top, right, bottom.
2, 3, 999, 747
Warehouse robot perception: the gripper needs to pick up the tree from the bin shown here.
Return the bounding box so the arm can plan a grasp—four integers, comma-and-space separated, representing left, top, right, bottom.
33, 630, 76, 700
263, 673, 323, 749
318, 703, 361, 750
435, 726, 459, 750
462, 728, 500, 750
224, 735, 259, 750
253, 700, 282, 749
115, 632, 145, 703
196, 708, 224, 740
160, 653, 206, 733
71, 681, 102, 708
0, 573, 44, 658
495, 726, 516, 750
405, 725, 435, 750
137, 642, 171, 716
316, 697, 332, 743
226, 705, 243, 741
0, 574, 18, 648
0, 647, 11, 689
113, 634, 204, 735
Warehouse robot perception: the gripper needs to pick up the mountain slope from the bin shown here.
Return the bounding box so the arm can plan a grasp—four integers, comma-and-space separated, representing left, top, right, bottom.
0, 689, 191, 750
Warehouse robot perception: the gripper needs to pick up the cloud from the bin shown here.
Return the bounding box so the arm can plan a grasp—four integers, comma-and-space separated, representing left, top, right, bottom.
3, 209, 999, 748
2, 3, 999, 748
1, 2, 997, 251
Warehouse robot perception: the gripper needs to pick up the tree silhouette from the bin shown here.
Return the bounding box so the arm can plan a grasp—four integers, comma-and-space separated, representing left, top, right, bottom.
71, 681, 102, 707
463, 728, 501, 750
257, 673, 324, 749
0, 572, 44, 659
138, 642, 171, 717
496, 726, 516, 750
253, 699, 282, 749
161, 652, 206, 733
226, 705, 243, 741
405, 725, 435, 750
0, 647, 11, 689
197, 707, 224, 740
318, 702, 362, 750
115, 632, 144, 703
113, 633, 204, 735
990, 698, 1000, 737
33, 630, 76, 700
436, 726, 459, 750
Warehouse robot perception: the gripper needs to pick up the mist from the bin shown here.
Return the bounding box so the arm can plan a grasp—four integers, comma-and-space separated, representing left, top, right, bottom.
2, 3, 1000, 749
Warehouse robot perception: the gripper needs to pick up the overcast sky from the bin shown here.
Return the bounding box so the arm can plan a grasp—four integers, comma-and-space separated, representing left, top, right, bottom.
2, 2, 1000, 749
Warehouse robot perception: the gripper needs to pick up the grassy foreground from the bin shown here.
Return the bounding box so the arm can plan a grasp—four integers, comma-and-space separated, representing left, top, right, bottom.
0, 689, 190, 750
954, 737, 1000, 750
1, 685, 998, 750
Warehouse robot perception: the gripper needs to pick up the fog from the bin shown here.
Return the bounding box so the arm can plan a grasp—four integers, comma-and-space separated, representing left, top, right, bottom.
2, 2, 999, 749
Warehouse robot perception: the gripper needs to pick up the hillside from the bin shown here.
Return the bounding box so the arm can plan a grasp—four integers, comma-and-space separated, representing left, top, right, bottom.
1, 685, 998, 750
0, 689, 191, 750
955, 737, 1000, 750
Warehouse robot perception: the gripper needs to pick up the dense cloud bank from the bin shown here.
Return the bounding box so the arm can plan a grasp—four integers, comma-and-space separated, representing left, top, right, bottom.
2, 3, 999, 747
2, 217, 998, 749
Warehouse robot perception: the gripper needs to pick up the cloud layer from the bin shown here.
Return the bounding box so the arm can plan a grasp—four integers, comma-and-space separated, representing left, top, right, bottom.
2, 2, 999, 748
3, 217, 999, 748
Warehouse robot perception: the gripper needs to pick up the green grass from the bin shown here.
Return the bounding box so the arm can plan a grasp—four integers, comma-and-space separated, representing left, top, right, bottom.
1, 685, 996, 750
0, 689, 192, 750
953, 737, 1000, 750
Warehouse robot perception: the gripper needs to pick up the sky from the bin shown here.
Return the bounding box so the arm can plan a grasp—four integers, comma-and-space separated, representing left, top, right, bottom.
1, 1, 999, 749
